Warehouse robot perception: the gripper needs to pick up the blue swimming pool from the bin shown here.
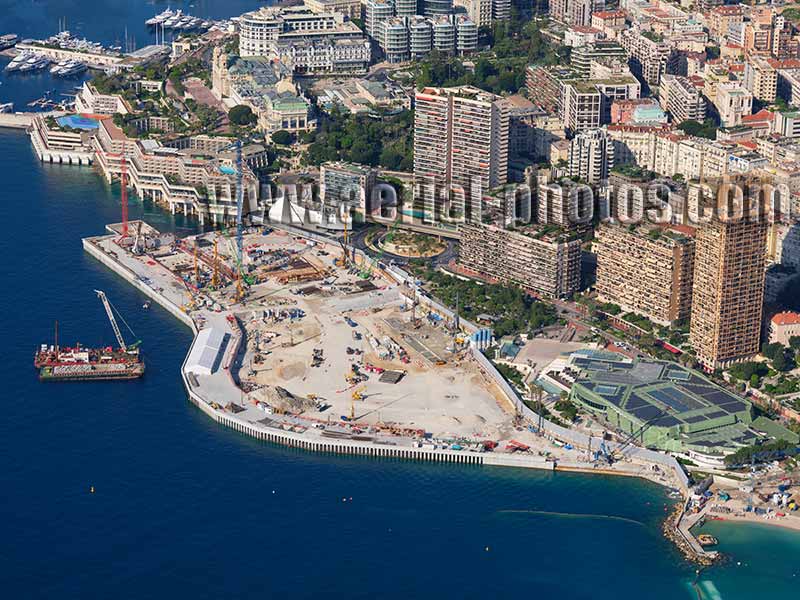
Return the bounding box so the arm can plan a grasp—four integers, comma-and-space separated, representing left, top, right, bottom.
56, 114, 100, 130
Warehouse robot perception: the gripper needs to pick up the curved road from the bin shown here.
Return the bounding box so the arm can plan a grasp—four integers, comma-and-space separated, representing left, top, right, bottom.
350, 224, 458, 268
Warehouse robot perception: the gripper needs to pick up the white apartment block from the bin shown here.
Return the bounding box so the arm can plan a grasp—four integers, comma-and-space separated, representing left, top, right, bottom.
715, 83, 753, 127
549, 0, 606, 28
743, 57, 777, 103
568, 128, 614, 184
659, 75, 706, 124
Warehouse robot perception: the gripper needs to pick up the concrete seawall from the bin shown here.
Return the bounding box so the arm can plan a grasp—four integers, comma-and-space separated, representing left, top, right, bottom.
83, 234, 195, 331
0, 111, 66, 130
0, 113, 35, 129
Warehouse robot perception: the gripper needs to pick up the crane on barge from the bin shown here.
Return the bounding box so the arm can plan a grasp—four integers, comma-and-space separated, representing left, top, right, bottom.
94, 289, 140, 354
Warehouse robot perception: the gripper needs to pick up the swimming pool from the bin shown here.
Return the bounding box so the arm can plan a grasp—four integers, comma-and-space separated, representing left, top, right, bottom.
56, 114, 101, 130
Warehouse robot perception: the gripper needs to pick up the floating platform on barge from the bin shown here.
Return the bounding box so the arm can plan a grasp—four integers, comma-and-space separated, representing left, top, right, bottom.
35, 289, 144, 382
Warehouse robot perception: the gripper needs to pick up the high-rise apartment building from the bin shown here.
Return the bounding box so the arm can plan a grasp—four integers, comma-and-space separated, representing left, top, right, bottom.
568, 128, 614, 184
320, 161, 377, 219
366, 0, 395, 46
595, 223, 695, 326
619, 28, 672, 87
562, 81, 602, 132
458, 223, 582, 298
421, 0, 454, 16
454, 0, 492, 27
659, 75, 707, 124
689, 185, 769, 369
414, 86, 510, 218
536, 172, 594, 230
395, 0, 419, 17
571, 41, 627, 78
743, 57, 778, 103
492, 0, 511, 21
549, 0, 605, 28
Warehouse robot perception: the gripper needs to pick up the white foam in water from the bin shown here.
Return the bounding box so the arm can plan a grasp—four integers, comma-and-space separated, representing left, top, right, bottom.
700, 580, 723, 600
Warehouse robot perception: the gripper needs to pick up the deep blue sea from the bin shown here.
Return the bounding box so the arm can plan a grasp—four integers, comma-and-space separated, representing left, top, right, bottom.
0, 3, 798, 598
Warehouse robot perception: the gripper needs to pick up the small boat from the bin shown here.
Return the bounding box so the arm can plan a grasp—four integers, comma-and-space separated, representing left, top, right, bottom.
697, 534, 718, 547
0, 102, 13, 113
142, 301, 151, 309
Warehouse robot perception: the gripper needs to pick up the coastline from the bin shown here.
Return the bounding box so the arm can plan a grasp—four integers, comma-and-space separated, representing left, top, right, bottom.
79, 219, 800, 563
80, 224, 682, 487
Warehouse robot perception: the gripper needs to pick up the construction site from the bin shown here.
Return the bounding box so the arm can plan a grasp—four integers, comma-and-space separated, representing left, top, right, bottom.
86, 211, 537, 444
80, 142, 694, 496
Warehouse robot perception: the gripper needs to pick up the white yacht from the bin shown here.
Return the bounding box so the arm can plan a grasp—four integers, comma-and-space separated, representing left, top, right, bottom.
146, 8, 175, 26
58, 60, 87, 77
4, 52, 30, 72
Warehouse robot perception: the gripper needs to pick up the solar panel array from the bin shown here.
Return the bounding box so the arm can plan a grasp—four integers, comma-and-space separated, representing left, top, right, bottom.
574, 355, 751, 429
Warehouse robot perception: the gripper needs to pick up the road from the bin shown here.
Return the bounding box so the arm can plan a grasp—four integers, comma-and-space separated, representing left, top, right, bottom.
350, 224, 458, 268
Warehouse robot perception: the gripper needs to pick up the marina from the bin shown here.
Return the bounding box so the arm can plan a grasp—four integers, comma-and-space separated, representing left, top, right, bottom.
146, 9, 215, 32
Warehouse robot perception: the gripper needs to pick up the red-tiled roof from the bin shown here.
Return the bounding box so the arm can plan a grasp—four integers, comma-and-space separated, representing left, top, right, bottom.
772, 311, 800, 326
593, 10, 626, 19
742, 109, 775, 123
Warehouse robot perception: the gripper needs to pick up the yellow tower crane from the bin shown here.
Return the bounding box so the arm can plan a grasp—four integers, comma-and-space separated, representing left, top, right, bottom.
211, 238, 220, 289
193, 245, 200, 288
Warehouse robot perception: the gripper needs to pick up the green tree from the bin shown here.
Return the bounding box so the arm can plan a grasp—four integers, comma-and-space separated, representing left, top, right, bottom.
677, 119, 718, 140
762, 342, 785, 362
271, 130, 293, 145
228, 104, 256, 126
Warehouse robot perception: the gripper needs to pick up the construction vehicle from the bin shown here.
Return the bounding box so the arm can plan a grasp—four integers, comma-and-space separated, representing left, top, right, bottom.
352, 386, 366, 401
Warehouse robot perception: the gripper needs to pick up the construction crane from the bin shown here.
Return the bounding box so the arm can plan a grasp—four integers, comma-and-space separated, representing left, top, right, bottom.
132, 221, 145, 255
234, 138, 245, 269
193, 245, 200, 288
119, 141, 129, 239
335, 218, 350, 267
216, 139, 252, 302
94, 290, 139, 352
607, 406, 672, 463
211, 238, 220, 289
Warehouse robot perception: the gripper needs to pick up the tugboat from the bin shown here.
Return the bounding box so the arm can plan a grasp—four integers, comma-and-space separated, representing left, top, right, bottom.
35, 290, 145, 382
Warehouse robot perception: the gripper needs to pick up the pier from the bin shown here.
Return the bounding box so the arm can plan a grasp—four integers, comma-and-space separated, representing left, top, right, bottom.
0, 110, 66, 130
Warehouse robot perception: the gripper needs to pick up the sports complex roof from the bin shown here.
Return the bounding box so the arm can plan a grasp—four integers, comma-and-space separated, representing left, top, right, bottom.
568, 350, 758, 455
